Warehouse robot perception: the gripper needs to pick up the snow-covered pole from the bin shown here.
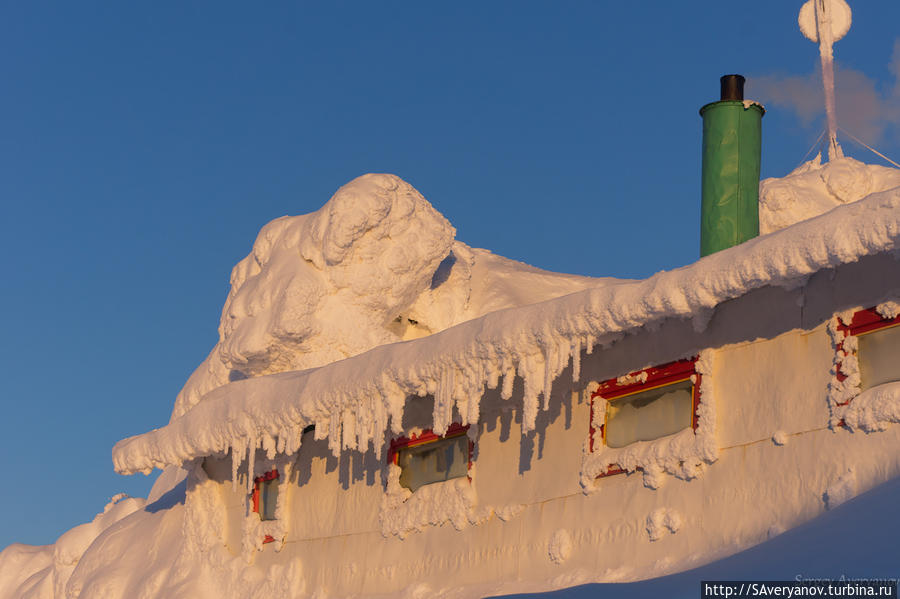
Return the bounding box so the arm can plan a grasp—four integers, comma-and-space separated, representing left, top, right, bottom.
799, 0, 852, 162
815, 0, 842, 161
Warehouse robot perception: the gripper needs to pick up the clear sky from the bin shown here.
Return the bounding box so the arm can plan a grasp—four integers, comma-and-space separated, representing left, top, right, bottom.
2, 1, 899, 550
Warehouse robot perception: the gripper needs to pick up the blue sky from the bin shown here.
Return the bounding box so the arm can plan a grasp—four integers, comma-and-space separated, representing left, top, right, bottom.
1, 1, 899, 550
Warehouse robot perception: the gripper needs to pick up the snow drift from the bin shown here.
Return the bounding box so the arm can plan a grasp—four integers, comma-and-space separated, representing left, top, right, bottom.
172, 173, 609, 420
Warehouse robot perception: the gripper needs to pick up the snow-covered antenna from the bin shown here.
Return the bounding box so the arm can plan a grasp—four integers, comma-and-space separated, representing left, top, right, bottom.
798, 0, 851, 162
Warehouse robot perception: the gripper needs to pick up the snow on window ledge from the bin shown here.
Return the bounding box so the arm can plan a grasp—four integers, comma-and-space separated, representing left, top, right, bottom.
840, 381, 900, 433
829, 301, 900, 430
380, 427, 491, 538
581, 350, 718, 490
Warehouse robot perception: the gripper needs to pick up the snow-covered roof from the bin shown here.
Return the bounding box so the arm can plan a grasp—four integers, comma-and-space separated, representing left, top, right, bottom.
112, 183, 900, 476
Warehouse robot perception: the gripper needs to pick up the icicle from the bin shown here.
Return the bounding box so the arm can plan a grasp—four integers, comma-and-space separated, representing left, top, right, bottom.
467, 386, 482, 425
263, 432, 276, 460
373, 399, 386, 456
291, 430, 303, 456
328, 408, 341, 456
246, 435, 256, 493
388, 389, 404, 435
486, 361, 500, 390
341, 408, 356, 450
314, 417, 329, 441
571, 338, 582, 382
521, 357, 541, 432
433, 368, 453, 435
501, 366, 516, 400
585, 335, 595, 355
275, 429, 287, 454
458, 396, 470, 426
542, 347, 554, 411
231, 441, 242, 493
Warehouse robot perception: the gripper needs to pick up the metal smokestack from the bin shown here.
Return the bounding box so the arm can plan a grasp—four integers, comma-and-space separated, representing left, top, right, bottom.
720, 74, 745, 101
699, 74, 764, 257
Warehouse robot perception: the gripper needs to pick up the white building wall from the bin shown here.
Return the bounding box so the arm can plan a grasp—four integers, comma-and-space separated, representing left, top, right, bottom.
197, 255, 900, 597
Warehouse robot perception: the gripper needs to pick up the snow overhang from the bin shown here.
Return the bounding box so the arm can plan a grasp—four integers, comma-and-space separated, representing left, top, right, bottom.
112, 186, 900, 476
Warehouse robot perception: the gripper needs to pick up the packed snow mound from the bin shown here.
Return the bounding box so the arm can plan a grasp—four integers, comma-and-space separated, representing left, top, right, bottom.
760, 155, 900, 234
172, 174, 610, 419
0, 495, 145, 599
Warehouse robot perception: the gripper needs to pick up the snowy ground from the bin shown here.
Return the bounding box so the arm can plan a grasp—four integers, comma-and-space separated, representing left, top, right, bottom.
495, 474, 900, 598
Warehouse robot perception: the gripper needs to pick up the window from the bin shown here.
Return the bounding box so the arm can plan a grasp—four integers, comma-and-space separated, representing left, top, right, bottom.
388, 423, 471, 492
590, 359, 700, 468
252, 469, 279, 525
837, 308, 900, 392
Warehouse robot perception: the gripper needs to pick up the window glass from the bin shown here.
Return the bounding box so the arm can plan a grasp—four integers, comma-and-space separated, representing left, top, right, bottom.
259, 479, 278, 521
858, 324, 900, 390
605, 379, 694, 448
398, 434, 468, 492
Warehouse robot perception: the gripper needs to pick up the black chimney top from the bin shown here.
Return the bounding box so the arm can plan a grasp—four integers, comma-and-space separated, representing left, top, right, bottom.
720, 74, 745, 101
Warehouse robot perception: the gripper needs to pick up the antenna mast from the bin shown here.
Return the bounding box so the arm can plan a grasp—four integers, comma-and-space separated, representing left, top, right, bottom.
799, 0, 852, 161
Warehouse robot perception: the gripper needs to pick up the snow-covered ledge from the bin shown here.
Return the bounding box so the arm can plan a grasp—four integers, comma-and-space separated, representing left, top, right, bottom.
840, 382, 900, 433
581, 350, 718, 490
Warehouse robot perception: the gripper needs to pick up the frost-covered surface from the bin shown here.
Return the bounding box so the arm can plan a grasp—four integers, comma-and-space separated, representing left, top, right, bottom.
645, 508, 682, 542
582, 350, 717, 489
760, 156, 900, 234
547, 530, 573, 565
494, 474, 900, 598
114, 179, 900, 478
827, 312, 859, 426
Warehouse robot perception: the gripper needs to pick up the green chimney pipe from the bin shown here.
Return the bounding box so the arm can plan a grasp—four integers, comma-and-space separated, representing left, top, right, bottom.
699, 74, 764, 257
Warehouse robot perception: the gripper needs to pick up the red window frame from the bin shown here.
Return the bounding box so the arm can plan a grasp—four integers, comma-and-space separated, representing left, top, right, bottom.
589, 358, 700, 477
252, 468, 279, 544
388, 422, 474, 485
834, 307, 900, 408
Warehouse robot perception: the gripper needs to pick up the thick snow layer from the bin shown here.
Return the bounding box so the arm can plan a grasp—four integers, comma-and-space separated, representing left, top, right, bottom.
114, 181, 900, 477
0, 495, 145, 599
7, 161, 900, 599
760, 156, 900, 234
840, 381, 900, 432
172, 173, 609, 420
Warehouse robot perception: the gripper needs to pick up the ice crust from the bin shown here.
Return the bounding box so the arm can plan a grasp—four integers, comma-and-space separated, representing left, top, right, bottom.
114, 171, 900, 478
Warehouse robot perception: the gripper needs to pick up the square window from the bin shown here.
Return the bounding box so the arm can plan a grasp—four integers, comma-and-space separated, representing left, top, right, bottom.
389, 424, 472, 493
252, 469, 279, 522
590, 359, 700, 471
